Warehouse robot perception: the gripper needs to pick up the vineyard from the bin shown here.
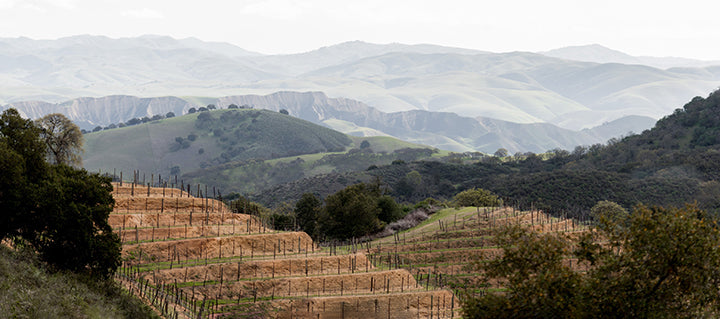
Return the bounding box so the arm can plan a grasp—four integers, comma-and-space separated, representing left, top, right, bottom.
360, 205, 590, 300
108, 177, 592, 318
109, 180, 459, 318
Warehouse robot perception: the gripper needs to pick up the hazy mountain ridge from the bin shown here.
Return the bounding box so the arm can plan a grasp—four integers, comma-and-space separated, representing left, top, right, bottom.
3, 95, 193, 129
1, 35, 718, 131
541, 44, 720, 69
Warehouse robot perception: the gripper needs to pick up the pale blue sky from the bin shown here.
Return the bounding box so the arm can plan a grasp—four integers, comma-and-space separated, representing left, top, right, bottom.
1, 0, 718, 59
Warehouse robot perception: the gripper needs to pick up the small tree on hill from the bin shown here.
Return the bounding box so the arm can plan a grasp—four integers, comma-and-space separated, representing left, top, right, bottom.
454, 188, 501, 212
494, 148, 509, 157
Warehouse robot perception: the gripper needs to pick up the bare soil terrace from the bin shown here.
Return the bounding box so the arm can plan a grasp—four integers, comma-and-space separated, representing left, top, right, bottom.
111, 182, 459, 318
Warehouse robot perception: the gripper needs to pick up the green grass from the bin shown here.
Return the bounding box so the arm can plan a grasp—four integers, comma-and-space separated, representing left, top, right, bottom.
0, 245, 159, 319
83, 108, 352, 179
348, 135, 431, 153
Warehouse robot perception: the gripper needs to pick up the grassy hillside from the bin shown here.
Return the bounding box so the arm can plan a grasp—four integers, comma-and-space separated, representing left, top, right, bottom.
84, 108, 353, 178
183, 135, 438, 196
0, 245, 158, 319
84, 108, 439, 196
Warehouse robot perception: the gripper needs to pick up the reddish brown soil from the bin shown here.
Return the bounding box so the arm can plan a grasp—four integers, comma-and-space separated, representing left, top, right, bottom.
268, 290, 459, 319
188, 269, 419, 300
111, 183, 458, 318
123, 232, 316, 263
145, 253, 372, 284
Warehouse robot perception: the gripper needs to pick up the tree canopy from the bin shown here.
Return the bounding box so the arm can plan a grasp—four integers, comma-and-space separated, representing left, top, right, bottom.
294, 193, 322, 239
319, 181, 404, 239
453, 188, 501, 210
0, 109, 119, 278
35, 113, 83, 166
464, 203, 720, 318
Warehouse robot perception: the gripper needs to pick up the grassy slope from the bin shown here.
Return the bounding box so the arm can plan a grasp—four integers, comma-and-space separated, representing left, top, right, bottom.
84, 112, 201, 176
83, 109, 353, 178
184, 135, 437, 196
84, 109, 439, 196
0, 245, 159, 319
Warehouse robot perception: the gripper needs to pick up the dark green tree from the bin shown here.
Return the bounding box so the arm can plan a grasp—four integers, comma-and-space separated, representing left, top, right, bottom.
465, 204, 720, 319
0, 109, 48, 240
34, 165, 120, 278
376, 195, 403, 223
0, 109, 120, 278
464, 225, 581, 318
295, 193, 322, 238
322, 183, 382, 239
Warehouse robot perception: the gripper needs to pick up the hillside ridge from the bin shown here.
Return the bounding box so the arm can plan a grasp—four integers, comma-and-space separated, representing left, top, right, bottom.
23, 91, 656, 154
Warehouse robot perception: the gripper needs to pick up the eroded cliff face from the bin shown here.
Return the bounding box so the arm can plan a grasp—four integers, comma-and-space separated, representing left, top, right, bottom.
4, 95, 192, 129
217, 91, 382, 123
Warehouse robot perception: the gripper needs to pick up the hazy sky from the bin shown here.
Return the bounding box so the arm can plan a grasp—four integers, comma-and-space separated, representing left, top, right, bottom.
1, 0, 719, 59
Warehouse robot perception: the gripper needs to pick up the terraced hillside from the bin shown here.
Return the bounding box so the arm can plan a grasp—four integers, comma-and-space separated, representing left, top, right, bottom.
109, 182, 458, 318
360, 206, 591, 298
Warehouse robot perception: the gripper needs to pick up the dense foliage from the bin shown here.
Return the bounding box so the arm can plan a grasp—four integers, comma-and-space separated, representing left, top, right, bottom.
464, 204, 720, 319
319, 181, 405, 240
453, 188, 501, 209
256, 90, 720, 217
294, 193, 322, 238
0, 109, 120, 278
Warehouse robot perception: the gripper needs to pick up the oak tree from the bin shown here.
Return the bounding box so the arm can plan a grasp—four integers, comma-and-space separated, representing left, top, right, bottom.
35, 113, 83, 166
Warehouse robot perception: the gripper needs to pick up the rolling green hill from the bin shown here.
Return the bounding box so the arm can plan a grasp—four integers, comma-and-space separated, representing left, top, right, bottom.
83, 108, 438, 195
84, 108, 352, 177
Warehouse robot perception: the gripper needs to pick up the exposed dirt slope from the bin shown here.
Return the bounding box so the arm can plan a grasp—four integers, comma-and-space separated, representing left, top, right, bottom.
111, 182, 458, 318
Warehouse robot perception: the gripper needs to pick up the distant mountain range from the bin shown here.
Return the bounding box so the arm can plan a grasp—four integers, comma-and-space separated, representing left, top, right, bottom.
542, 44, 720, 69
1, 35, 718, 132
